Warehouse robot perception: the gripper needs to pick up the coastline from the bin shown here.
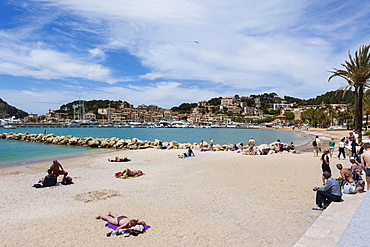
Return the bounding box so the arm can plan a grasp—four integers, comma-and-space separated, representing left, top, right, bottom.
0, 128, 362, 246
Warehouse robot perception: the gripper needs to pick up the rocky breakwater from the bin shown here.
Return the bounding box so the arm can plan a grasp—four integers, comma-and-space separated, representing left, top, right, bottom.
0, 132, 290, 153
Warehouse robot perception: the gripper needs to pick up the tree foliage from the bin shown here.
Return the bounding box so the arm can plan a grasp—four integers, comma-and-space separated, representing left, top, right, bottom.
0, 98, 28, 118
171, 103, 198, 114
58, 99, 124, 115
329, 45, 370, 141
208, 97, 222, 105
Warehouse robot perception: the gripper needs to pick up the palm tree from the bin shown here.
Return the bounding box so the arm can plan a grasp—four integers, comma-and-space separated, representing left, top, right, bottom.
328, 45, 370, 142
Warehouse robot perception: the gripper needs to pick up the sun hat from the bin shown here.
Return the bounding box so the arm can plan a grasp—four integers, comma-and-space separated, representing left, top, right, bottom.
349, 157, 355, 160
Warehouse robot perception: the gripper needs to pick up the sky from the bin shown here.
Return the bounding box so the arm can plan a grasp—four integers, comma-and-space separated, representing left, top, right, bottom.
1, 0, 370, 115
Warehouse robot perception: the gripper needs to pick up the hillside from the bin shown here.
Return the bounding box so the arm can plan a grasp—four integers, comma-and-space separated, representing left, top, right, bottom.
0, 99, 28, 118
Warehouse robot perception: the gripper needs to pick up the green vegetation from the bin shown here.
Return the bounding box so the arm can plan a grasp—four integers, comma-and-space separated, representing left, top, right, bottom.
329, 45, 370, 142
57, 100, 124, 116
0, 98, 28, 118
170, 103, 198, 114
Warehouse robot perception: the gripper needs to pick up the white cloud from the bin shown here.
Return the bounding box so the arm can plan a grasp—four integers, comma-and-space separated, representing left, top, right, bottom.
89, 48, 105, 58
0, 39, 117, 82
2, 0, 370, 115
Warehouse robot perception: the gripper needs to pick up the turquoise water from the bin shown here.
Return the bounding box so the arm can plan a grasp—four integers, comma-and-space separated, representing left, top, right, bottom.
0, 127, 307, 167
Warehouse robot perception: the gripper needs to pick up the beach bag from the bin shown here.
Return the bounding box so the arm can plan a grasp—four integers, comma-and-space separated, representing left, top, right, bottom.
312, 140, 317, 146
356, 180, 365, 193
62, 176, 73, 185
343, 182, 357, 194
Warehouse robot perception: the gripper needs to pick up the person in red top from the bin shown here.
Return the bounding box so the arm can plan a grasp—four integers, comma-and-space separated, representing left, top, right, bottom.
50, 160, 68, 179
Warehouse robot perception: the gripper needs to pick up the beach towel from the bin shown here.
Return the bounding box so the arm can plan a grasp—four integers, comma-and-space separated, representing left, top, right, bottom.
178, 155, 195, 159
114, 172, 145, 179
105, 222, 151, 233
33, 182, 62, 189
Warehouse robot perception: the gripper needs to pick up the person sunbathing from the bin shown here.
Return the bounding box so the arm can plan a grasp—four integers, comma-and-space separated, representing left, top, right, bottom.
108, 156, 131, 162
96, 212, 146, 235
178, 147, 195, 158
119, 168, 143, 177
336, 163, 354, 187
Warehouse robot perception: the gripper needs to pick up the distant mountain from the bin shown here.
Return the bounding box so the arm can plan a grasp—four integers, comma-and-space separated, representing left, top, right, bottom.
0, 98, 28, 118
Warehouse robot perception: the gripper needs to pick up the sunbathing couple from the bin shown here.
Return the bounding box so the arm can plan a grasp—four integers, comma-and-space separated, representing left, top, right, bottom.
108, 156, 131, 162
35, 160, 69, 188
96, 212, 146, 236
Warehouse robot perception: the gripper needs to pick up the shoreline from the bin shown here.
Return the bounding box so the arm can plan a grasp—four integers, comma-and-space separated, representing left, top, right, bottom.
0, 127, 351, 170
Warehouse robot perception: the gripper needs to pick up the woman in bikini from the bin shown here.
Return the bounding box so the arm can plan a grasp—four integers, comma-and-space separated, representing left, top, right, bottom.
120, 168, 142, 176
96, 212, 146, 230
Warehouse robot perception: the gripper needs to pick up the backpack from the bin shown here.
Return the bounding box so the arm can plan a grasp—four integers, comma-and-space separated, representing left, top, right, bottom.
62, 176, 73, 185
312, 140, 317, 146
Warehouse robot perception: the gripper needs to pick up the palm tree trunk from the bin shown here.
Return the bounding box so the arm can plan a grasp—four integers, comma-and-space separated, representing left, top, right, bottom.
355, 86, 364, 142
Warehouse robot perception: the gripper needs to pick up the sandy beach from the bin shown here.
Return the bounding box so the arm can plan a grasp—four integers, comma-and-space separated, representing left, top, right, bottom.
0, 128, 362, 246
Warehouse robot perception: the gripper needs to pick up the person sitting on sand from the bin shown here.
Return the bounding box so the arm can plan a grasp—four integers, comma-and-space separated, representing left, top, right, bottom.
50, 160, 68, 179
117, 168, 143, 177
312, 171, 342, 211
96, 212, 146, 235
336, 163, 354, 187
286, 142, 295, 152
179, 147, 195, 158
158, 141, 168, 149
38, 169, 57, 187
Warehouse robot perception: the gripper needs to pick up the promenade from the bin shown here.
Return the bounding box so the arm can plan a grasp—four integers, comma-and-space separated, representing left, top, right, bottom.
295, 191, 368, 246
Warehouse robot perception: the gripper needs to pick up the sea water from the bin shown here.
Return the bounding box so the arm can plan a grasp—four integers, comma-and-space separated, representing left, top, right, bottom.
0, 127, 307, 167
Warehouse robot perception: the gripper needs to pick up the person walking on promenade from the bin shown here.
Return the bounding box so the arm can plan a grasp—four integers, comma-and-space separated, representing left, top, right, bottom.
320, 149, 331, 184
313, 136, 321, 157
328, 138, 335, 158
338, 137, 346, 160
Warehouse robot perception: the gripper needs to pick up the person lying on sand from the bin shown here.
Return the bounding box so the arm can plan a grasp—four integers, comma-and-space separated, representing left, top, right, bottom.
96, 212, 146, 236
108, 156, 131, 162
117, 168, 143, 177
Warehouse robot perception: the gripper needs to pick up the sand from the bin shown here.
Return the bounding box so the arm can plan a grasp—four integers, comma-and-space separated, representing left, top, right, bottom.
0, 128, 361, 246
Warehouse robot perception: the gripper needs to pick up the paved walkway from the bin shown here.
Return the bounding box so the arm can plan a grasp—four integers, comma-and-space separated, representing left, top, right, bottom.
337, 190, 370, 246
295, 192, 367, 247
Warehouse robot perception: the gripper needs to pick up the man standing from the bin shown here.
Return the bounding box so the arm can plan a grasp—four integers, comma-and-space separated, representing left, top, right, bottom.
209, 137, 214, 151
313, 135, 321, 157
361, 143, 370, 190
247, 137, 256, 155
312, 171, 342, 210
